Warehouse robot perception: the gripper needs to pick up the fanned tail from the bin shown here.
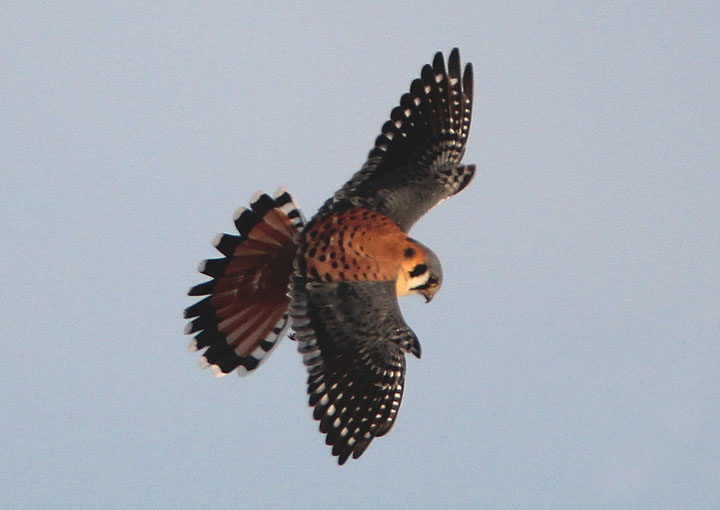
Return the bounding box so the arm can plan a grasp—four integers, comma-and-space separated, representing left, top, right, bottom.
184, 189, 304, 376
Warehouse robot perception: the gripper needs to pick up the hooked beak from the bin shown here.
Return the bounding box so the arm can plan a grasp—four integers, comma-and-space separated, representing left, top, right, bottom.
422, 291, 434, 303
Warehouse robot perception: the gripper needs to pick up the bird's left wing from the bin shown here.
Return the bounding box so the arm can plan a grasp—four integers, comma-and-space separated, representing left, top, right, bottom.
289, 277, 421, 464
315, 48, 475, 232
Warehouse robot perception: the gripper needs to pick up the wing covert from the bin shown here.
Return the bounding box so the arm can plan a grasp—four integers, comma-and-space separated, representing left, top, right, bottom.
289, 277, 421, 464
316, 48, 475, 232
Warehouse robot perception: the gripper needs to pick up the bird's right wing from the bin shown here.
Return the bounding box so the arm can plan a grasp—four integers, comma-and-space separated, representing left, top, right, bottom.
289, 277, 421, 464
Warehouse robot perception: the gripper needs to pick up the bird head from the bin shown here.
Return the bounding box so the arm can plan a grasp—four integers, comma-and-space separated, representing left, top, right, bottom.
398, 241, 443, 302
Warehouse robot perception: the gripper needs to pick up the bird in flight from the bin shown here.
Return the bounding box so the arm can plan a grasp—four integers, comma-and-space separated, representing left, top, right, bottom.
185, 48, 475, 464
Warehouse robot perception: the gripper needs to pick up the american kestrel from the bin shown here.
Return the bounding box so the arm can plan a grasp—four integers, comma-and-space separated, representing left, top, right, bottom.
185, 48, 474, 464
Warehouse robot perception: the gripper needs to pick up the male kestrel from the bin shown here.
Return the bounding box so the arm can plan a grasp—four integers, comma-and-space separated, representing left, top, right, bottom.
185, 48, 475, 464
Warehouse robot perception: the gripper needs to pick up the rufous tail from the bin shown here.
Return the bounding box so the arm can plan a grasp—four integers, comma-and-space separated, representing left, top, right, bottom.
184, 188, 304, 376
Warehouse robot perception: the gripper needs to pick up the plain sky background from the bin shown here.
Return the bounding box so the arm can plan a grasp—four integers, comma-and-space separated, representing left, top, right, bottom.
2, 2, 719, 509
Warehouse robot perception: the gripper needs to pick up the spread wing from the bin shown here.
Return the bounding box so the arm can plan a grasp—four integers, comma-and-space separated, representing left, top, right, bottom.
316, 48, 475, 232
289, 277, 421, 464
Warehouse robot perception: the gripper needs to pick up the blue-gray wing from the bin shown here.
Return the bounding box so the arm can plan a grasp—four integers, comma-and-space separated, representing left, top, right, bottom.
316, 48, 475, 232
289, 277, 421, 464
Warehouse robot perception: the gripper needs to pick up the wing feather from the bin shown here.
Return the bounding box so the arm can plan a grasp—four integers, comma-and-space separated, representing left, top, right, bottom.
315, 48, 475, 231
289, 277, 421, 464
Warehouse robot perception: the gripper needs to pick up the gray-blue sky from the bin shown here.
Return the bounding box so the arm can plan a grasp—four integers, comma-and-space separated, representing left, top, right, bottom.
2, 2, 719, 509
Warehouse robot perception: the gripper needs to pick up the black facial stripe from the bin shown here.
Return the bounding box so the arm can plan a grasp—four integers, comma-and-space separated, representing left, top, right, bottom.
408, 264, 427, 278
